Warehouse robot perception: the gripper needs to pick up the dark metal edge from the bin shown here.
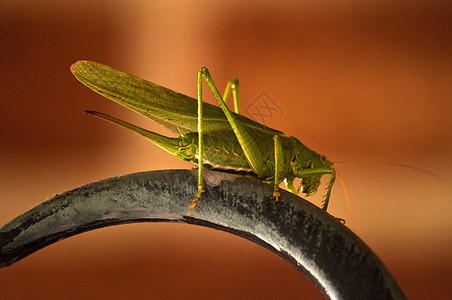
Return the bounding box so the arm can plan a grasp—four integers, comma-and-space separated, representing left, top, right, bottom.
0, 169, 407, 300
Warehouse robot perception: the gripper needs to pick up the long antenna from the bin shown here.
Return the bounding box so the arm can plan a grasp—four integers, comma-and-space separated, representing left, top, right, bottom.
335, 170, 357, 230
333, 160, 444, 182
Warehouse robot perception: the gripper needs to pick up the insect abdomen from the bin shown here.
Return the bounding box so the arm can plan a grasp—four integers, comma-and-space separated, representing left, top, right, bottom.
179, 132, 253, 172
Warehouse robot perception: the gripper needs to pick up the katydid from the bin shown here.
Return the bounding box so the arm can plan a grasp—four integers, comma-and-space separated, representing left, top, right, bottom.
71, 61, 337, 215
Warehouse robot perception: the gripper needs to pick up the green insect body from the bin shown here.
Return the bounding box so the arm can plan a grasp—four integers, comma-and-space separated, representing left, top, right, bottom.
71, 61, 336, 213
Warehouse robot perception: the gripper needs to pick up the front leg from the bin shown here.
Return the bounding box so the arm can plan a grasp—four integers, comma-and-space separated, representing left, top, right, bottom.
322, 169, 335, 212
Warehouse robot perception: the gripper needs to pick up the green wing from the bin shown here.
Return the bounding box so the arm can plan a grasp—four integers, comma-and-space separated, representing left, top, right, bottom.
71, 61, 282, 138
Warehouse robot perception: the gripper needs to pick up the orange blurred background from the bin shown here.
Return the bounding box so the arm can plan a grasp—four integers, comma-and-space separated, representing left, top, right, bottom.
0, 1, 451, 299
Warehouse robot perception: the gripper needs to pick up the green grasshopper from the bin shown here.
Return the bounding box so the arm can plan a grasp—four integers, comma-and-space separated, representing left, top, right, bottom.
71, 61, 336, 215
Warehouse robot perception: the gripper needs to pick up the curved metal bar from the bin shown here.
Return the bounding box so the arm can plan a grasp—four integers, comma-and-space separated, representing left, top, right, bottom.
0, 169, 406, 299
